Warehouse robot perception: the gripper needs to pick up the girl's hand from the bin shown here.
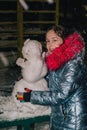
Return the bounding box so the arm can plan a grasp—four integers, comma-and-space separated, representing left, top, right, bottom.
16, 88, 32, 102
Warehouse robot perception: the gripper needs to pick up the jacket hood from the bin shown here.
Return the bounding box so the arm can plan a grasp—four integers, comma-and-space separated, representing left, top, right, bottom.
45, 32, 85, 70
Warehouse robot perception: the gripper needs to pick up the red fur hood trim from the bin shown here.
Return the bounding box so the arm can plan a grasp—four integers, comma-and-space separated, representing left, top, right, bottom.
45, 32, 84, 70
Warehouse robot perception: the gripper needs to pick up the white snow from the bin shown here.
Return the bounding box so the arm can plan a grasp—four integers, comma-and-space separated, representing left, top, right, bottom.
0, 96, 50, 121
0, 96, 50, 130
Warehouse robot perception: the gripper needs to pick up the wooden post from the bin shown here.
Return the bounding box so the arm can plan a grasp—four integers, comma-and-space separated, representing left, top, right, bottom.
55, 0, 59, 25
17, 1, 23, 56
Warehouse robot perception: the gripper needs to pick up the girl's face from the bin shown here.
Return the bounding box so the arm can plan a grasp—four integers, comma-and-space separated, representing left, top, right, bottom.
46, 29, 63, 54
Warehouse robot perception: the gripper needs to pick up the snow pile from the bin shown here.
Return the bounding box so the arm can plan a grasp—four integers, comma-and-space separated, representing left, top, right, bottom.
0, 96, 50, 121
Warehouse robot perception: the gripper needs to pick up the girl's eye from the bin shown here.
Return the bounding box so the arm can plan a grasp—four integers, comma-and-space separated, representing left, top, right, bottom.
54, 40, 57, 42
53, 39, 57, 42
46, 40, 49, 43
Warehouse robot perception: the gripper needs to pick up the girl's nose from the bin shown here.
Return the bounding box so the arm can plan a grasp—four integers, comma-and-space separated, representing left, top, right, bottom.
49, 42, 53, 47
50, 45, 54, 51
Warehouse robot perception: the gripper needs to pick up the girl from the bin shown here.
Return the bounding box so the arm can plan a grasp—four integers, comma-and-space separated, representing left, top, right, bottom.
16, 25, 87, 130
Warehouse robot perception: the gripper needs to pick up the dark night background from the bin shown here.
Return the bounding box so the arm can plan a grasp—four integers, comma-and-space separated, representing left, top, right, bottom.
0, 0, 87, 42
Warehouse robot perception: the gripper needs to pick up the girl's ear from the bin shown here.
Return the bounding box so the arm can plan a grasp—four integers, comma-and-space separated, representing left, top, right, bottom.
24, 39, 30, 45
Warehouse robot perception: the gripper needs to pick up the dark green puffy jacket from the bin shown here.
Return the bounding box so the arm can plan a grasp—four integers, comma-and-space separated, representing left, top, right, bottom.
30, 51, 87, 130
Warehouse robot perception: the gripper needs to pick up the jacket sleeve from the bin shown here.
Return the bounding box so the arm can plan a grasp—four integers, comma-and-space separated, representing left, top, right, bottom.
30, 59, 83, 106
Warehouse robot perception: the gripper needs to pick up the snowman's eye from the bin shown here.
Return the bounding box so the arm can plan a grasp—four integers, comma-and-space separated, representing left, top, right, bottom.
24, 58, 27, 62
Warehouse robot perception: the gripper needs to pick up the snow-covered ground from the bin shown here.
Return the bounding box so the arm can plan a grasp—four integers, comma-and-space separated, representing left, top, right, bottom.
0, 66, 50, 130
0, 96, 50, 121
0, 95, 50, 130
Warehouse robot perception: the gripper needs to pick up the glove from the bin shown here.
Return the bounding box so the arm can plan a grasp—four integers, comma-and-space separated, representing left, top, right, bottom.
16, 88, 32, 102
